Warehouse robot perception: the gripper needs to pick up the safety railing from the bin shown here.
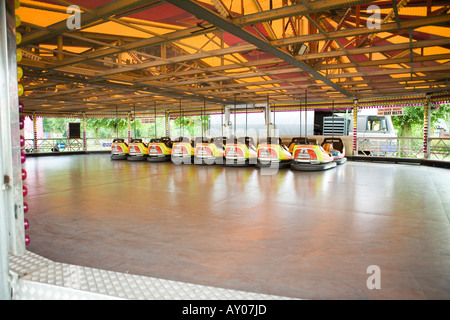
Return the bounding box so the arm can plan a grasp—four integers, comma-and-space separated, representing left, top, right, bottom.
24, 136, 450, 161
24, 137, 153, 153
429, 137, 450, 161
357, 137, 450, 160
25, 138, 83, 153
24, 138, 125, 153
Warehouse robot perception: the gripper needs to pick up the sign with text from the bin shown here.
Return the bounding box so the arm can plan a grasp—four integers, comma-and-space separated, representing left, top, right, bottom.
377, 107, 403, 116
141, 118, 155, 124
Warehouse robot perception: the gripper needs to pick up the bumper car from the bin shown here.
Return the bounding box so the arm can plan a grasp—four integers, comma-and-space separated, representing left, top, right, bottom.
147, 137, 172, 162
321, 137, 347, 165
194, 137, 225, 165
127, 138, 148, 161
289, 137, 336, 171
171, 136, 195, 165
110, 138, 129, 160
224, 136, 257, 167
256, 137, 293, 169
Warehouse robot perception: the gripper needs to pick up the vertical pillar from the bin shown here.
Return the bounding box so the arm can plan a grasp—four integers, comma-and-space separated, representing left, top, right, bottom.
352, 99, 358, 155
57, 35, 63, 61
161, 43, 166, 74
33, 111, 37, 153
264, 101, 270, 128
82, 112, 86, 151
264, 101, 270, 137
423, 94, 431, 159
165, 110, 170, 137
127, 112, 131, 143
264, 98, 274, 137
223, 106, 230, 138
1, 0, 26, 300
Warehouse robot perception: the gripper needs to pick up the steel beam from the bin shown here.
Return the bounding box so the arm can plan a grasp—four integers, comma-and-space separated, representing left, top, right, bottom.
163, 0, 353, 98
231, 0, 374, 26
20, 0, 161, 46
271, 13, 450, 47
42, 0, 374, 70
39, 9, 450, 74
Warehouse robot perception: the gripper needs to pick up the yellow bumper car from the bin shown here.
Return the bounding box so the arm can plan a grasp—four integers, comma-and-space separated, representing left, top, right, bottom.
224, 136, 257, 167
147, 137, 172, 162
110, 138, 129, 160
127, 138, 148, 161
289, 137, 336, 171
256, 137, 293, 169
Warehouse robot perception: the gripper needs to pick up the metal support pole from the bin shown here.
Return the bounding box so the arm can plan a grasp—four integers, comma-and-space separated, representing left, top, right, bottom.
33, 111, 37, 153
423, 94, 431, 159
265, 97, 271, 137
127, 112, 131, 143
165, 110, 170, 137
223, 106, 230, 138
82, 112, 87, 151
353, 99, 358, 155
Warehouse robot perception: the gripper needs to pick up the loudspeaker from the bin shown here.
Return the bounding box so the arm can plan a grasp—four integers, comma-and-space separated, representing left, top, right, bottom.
67, 122, 81, 139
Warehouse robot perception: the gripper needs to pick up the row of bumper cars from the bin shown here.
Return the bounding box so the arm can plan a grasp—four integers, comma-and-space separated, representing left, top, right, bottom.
289, 137, 337, 171
110, 139, 129, 160
256, 137, 293, 169
112, 136, 347, 170
111, 137, 174, 162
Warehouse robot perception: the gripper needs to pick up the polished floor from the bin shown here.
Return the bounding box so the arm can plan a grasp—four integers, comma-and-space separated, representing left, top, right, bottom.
24, 154, 450, 299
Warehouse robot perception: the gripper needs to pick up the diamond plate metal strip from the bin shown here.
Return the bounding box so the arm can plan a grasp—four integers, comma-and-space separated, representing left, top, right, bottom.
12, 279, 122, 300
9, 251, 294, 300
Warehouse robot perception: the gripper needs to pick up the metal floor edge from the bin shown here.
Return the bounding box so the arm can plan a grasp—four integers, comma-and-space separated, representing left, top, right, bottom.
8, 251, 295, 300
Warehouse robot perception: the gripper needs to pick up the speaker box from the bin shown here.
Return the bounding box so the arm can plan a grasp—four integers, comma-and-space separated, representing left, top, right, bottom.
67, 123, 81, 139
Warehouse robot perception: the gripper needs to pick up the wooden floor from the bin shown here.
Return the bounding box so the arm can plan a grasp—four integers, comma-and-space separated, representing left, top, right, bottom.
24, 154, 450, 299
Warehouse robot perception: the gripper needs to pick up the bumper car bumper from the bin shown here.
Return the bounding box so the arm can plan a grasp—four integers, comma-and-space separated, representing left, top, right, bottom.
256, 159, 292, 169
127, 154, 148, 161
290, 161, 336, 171
111, 154, 128, 160
147, 154, 171, 162
334, 157, 347, 165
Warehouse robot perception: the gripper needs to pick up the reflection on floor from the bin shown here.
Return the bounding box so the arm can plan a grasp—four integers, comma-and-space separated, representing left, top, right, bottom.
24, 154, 450, 299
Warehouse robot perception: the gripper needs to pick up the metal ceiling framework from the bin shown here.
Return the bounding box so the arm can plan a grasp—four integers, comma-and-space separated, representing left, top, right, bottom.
16, 0, 450, 116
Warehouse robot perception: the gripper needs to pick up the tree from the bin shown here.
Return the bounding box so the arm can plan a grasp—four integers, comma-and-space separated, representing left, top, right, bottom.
42, 117, 75, 137
40, 115, 210, 139
171, 115, 209, 137
86, 118, 126, 138
392, 103, 450, 137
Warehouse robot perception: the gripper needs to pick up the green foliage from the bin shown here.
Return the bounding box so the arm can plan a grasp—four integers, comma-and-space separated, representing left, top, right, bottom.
42, 117, 70, 137
170, 115, 209, 137
392, 103, 450, 137
40, 115, 210, 139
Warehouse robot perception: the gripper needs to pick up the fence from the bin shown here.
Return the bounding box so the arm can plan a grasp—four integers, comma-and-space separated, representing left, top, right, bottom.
24, 138, 124, 153
357, 137, 450, 160
25, 136, 450, 162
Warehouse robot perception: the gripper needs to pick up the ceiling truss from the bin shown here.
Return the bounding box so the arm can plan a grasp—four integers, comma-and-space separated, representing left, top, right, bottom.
16, 0, 450, 115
